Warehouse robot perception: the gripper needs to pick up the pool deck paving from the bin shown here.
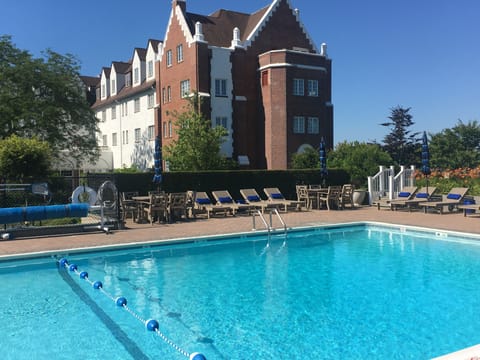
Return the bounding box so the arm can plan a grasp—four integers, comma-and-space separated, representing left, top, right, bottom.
1, 205, 478, 258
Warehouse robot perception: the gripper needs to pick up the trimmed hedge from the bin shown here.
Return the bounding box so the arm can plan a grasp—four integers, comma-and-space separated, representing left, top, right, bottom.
113, 168, 350, 200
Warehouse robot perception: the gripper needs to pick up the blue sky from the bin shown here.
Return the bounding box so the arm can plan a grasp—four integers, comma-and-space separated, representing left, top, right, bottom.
1, 0, 479, 145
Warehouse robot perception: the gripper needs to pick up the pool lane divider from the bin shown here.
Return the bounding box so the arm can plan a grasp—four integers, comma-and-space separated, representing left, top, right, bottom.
57, 257, 206, 360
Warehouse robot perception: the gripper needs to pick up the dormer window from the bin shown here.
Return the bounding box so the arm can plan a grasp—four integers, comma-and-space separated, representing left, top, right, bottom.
101, 84, 106, 98
111, 79, 116, 94
134, 68, 139, 84
125, 74, 131, 87
148, 60, 153, 77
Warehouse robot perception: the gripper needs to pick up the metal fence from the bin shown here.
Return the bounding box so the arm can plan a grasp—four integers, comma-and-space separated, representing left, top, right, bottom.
0, 175, 121, 238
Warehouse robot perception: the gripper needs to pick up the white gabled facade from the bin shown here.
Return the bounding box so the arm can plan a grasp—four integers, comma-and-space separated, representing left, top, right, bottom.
92, 40, 161, 171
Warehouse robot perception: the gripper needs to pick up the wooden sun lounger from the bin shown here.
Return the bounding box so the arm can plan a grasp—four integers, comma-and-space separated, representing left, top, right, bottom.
211, 190, 254, 215
374, 186, 418, 210
240, 189, 281, 213
390, 187, 437, 211
418, 187, 470, 214
192, 191, 231, 218
263, 187, 303, 212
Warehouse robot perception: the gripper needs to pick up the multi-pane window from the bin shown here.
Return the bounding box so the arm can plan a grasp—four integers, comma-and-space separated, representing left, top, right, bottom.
168, 121, 173, 137
167, 86, 171, 102
307, 117, 319, 134
101, 84, 106, 98
101, 110, 106, 122
134, 128, 141, 142
147, 125, 155, 140
111, 79, 116, 93
112, 133, 118, 146
148, 93, 154, 109
307, 80, 318, 97
134, 68, 139, 84
293, 116, 305, 133
162, 88, 166, 104
122, 102, 128, 116
134, 98, 140, 113
148, 60, 153, 77
125, 74, 131, 87
180, 80, 190, 98
215, 116, 228, 130
163, 122, 167, 138
122, 130, 128, 145
111, 106, 116, 120
166, 50, 172, 67
293, 78, 304, 96
215, 79, 227, 97
102, 135, 107, 146
176, 44, 183, 63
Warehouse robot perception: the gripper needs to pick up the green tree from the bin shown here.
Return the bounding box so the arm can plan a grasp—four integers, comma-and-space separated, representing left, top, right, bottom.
429, 120, 480, 169
0, 135, 52, 181
164, 95, 234, 171
0, 35, 99, 165
328, 141, 392, 187
380, 106, 420, 166
290, 146, 319, 169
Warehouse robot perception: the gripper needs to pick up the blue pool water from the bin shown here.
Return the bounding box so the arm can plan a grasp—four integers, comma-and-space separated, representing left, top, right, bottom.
1, 224, 480, 359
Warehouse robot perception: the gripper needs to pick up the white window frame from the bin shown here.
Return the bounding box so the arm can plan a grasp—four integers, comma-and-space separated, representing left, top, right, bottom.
148, 60, 153, 77
167, 86, 171, 102
112, 133, 118, 146
125, 74, 131, 87
307, 80, 318, 97
111, 106, 116, 120
163, 122, 167, 138
168, 121, 173, 137
166, 50, 172, 67
148, 93, 154, 109
215, 116, 228, 130
148, 125, 155, 140
307, 117, 319, 134
134, 67, 139, 84
293, 78, 304, 96
176, 44, 183, 63
215, 79, 227, 97
293, 116, 305, 134
134, 98, 140, 113
101, 110, 106, 122
180, 79, 190, 98
111, 79, 116, 94
134, 128, 141, 142
102, 134, 107, 146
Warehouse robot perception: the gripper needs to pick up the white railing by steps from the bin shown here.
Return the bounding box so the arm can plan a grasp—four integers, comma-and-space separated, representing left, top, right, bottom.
367, 165, 416, 204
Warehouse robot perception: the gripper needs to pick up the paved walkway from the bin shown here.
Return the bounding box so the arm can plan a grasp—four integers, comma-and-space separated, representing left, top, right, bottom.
1, 205, 479, 258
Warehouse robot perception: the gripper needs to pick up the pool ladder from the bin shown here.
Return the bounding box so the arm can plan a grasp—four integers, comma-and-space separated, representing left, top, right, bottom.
252, 208, 287, 236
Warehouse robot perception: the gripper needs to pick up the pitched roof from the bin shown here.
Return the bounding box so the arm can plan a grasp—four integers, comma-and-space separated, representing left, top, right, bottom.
134, 47, 147, 60
92, 79, 156, 109
111, 61, 131, 74
184, 6, 269, 48
80, 75, 100, 87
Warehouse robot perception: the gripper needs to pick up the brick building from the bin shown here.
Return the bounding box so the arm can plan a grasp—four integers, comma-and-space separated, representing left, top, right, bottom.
89, 0, 333, 170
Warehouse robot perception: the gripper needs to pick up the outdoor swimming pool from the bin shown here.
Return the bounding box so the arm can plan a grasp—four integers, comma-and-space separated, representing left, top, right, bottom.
1, 223, 480, 359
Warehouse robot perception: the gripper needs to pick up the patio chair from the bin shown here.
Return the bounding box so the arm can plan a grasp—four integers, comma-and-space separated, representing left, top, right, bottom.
374, 186, 418, 210
418, 187, 470, 214
143, 193, 168, 225
120, 191, 139, 222
390, 187, 437, 211
317, 185, 342, 210
240, 188, 281, 213
192, 191, 231, 219
168, 192, 187, 222
211, 190, 254, 215
263, 187, 303, 212
339, 184, 355, 209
